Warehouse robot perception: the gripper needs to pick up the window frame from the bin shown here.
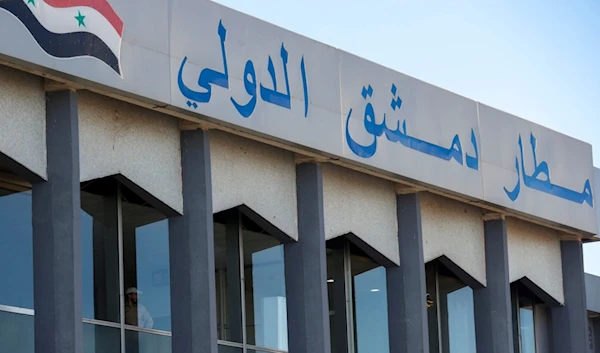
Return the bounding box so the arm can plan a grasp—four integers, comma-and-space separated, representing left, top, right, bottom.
327, 236, 390, 353
81, 179, 173, 353
0, 176, 35, 353
214, 209, 289, 353
426, 260, 478, 353
511, 282, 539, 353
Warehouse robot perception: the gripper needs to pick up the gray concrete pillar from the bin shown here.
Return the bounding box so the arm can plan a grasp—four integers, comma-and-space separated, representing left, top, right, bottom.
473, 215, 514, 353
169, 129, 218, 353
387, 192, 429, 353
284, 162, 331, 353
551, 239, 589, 353
32, 89, 82, 353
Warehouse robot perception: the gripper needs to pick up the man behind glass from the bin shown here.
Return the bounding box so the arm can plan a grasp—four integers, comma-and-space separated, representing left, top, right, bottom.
125, 287, 154, 329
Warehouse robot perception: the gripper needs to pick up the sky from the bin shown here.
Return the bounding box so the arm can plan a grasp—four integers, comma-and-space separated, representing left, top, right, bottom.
212, 0, 600, 275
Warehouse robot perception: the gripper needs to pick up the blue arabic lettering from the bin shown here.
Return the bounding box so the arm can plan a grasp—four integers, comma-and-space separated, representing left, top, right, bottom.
504, 157, 521, 201
230, 60, 258, 118
346, 84, 478, 168
466, 129, 479, 170
300, 56, 309, 117
178, 20, 309, 119
178, 20, 229, 106
259, 44, 291, 109
383, 119, 463, 165
345, 85, 379, 158
503, 133, 593, 206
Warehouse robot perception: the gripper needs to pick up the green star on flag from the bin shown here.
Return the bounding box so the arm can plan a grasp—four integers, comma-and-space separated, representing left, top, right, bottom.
27, 0, 35, 6
75, 10, 86, 27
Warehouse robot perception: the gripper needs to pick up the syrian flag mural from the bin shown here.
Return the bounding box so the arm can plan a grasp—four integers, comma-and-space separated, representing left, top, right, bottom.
0, 0, 124, 76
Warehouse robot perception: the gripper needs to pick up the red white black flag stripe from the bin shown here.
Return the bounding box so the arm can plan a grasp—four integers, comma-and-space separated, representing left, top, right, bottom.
0, 0, 124, 76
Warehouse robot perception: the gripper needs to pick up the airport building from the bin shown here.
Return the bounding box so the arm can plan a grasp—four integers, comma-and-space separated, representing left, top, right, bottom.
0, 1, 597, 353
587, 274, 600, 353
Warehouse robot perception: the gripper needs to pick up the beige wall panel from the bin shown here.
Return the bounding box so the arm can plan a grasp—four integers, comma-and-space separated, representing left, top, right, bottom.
79, 91, 182, 213
421, 192, 486, 285
322, 164, 398, 265
210, 131, 297, 240
0, 66, 46, 178
507, 218, 564, 304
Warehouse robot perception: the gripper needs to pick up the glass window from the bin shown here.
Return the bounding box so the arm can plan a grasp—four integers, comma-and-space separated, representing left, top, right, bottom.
0, 187, 33, 309
215, 219, 243, 344
327, 238, 390, 353
81, 179, 122, 353
218, 345, 243, 353
352, 253, 389, 353
244, 229, 286, 350
0, 171, 34, 353
518, 299, 535, 353
81, 179, 121, 324
215, 210, 288, 352
121, 186, 170, 353
83, 323, 121, 353
427, 261, 476, 353
81, 178, 171, 353
512, 283, 538, 353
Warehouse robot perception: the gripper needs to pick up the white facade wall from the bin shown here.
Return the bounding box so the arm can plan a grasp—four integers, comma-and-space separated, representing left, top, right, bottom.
322, 164, 399, 265
0, 66, 46, 179
78, 91, 183, 213
507, 218, 564, 304
421, 192, 486, 285
210, 131, 298, 240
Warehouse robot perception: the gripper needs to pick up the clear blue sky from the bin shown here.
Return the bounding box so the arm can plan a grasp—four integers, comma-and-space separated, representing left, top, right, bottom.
213, 0, 600, 275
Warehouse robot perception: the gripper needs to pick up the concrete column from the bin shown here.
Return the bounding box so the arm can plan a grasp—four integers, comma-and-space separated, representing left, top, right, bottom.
169, 129, 218, 353
551, 239, 589, 353
284, 162, 331, 353
473, 215, 514, 353
32, 89, 82, 353
387, 192, 429, 353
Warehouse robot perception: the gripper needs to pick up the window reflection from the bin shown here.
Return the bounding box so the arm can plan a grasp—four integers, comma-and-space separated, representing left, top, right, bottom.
80, 178, 171, 353
327, 238, 390, 353
215, 218, 243, 344
0, 188, 33, 309
82, 322, 121, 353
81, 180, 120, 324
123, 217, 170, 331
244, 230, 286, 350
352, 254, 389, 353
519, 304, 535, 353
426, 261, 476, 353
0, 177, 34, 353
218, 345, 243, 353
121, 186, 170, 353
512, 283, 538, 353
214, 210, 288, 352
444, 286, 476, 353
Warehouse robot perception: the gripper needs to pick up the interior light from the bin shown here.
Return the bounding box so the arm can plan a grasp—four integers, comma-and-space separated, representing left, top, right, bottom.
327, 279, 334, 283
371, 288, 380, 292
